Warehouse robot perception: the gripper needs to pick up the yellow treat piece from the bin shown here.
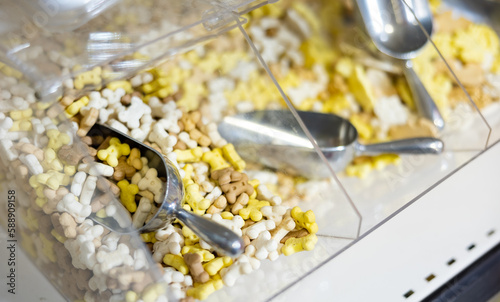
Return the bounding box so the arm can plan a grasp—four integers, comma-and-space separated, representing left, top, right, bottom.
248, 179, 260, 189
203, 257, 233, 276
222, 144, 246, 171
220, 211, 234, 220
425, 73, 452, 110
300, 35, 337, 68
107, 80, 133, 93
296, 98, 316, 111
182, 244, 215, 262
35, 197, 47, 209
184, 182, 211, 215
51, 229, 66, 243
117, 180, 139, 213
291, 206, 318, 234
182, 226, 199, 246
335, 58, 354, 78
163, 254, 189, 275
238, 199, 271, 222
140, 232, 157, 243
175, 147, 203, 163
202, 148, 230, 171
395, 77, 415, 111
182, 164, 194, 182
96, 208, 107, 218
10, 120, 32, 131
322, 93, 350, 114
97, 138, 131, 167
141, 283, 166, 302
0, 64, 23, 78
20, 230, 37, 259
10, 108, 33, 121
74, 67, 102, 90
125, 291, 139, 302
282, 233, 318, 256
64, 165, 76, 176
65, 96, 90, 118
40, 233, 57, 262
187, 277, 224, 300
42, 148, 64, 171
348, 64, 377, 112
349, 114, 373, 141
26, 208, 39, 231
372, 154, 401, 170
345, 157, 373, 179
491, 52, 500, 73
177, 82, 207, 111
47, 129, 71, 151
432, 33, 457, 60
453, 24, 500, 64
30, 171, 70, 190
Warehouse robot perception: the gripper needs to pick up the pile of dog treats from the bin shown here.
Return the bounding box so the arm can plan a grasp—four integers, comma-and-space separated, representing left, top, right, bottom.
1, 0, 500, 301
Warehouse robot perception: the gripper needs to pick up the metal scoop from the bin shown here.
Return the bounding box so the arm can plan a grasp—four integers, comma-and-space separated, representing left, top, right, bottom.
356, 0, 445, 130
218, 110, 444, 179
87, 123, 244, 257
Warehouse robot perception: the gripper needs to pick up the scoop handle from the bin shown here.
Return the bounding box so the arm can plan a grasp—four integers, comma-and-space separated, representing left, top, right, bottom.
175, 208, 244, 257
358, 137, 444, 155
404, 62, 445, 130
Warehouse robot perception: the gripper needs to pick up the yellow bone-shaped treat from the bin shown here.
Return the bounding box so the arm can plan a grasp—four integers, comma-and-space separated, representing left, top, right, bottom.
239, 199, 271, 222
182, 164, 194, 183
10, 108, 33, 121
97, 137, 131, 167
349, 114, 373, 141
42, 148, 64, 171
65, 96, 89, 118
175, 147, 203, 163
291, 206, 318, 234
182, 244, 215, 262
185, 182, 211, 215
182, 225, 199, 246
140, 232, 157, 244
345, 157, 373, 179
203, 256, 233, 276
73, 67, 102, 90
202, 148, 230, 171
107, 80, 133, 93
163, 254, 189, 275
282, 233, 318, 256
30, 171, 70, 190
348, 64, 377, 112
10, 120, 32, 131
372, 154, 401, 170
222, 143, 245, 171
47, 129, 71, 151
187, 276, 224, 300
117, 180, 139, 213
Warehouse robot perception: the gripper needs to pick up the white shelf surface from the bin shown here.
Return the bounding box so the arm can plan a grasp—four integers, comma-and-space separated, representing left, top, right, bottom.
273, 141, 500, 302
1, 144, 500, 302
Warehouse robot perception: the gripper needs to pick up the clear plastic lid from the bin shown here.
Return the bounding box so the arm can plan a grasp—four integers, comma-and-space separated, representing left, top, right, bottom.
0, 0, 271, 102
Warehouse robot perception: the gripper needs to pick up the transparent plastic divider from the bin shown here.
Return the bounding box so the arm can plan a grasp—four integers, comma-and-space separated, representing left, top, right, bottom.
207, 11, 363, 302
235, 0, 492, 241
0, 3, 362, 300
437, 0, 500, 146
0, 97, 169, 301
0, 0, 271, 102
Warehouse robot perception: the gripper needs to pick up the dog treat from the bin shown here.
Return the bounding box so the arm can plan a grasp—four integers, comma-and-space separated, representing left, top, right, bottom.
2, 1, 500, 301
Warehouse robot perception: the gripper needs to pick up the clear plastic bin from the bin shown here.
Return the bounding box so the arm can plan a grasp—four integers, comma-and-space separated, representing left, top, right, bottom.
0, 0, 499, 301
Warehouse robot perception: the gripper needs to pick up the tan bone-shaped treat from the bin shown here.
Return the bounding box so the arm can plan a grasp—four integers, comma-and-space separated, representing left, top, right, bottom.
211, 167, 254, 204
183, 253, 209, 283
